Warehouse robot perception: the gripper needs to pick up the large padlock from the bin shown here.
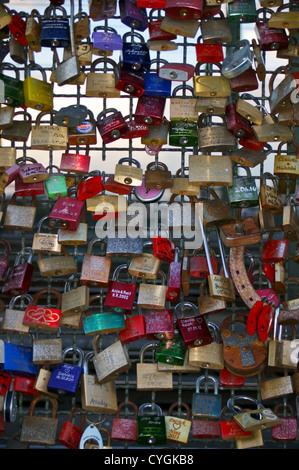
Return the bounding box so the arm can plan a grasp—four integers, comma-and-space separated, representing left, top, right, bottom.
40, 4, 70, 48
80, 238, 112, 287
137, 403, 166, 445
136, 343, 173, 391
82, 294, 125, 336
193, 62, 231, 98
268, 3, 299, 29
47, 347, 84, 395
20, 396, 59, 447
192, 375, 222, 419
0, 62, 24, 107
175, 301, 213, 348
104, 264, 137, 314
23, 289, 62, 331
23, 63, 53, 112
252, 112, 293, 142
197, 114, 236, 152
32, 215, 61, 254
2, 248, 34, 298
96, 108, 129, 144
221, 39, 254, 79
86, 58, 120, 98
111, 401, 138, 442
92, 335, 131, 384
81, 351, 118, 414
189, 154, 233, 186
137, 271, 168, 309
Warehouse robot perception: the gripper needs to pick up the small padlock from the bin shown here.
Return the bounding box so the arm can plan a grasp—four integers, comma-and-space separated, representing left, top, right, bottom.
96, 108, 129, 144
195, 35, 224, 63
114, 61, 145, 97
32, 215, 61, 254
111, 401, 138, 442
23, 63, 53, 112
25, 9, 42, 52
1, 110, 32, 142
122, 31, 150, 73
271, 404, 298, 442
135, 95, 166, 126
228, 396, 281, 432
144, 308, 175, 340
92, 335, 131, 384
165, 402, 192, 444
192, 375, 222, 419
86, 57, 120, 98
194, 63, 231, 98
1, 294, 31, 335
104, 264, 137, 314
23, 289, 62, 331
80, 238, 112, 287
3, 343, 38, 377
164, 0, 203, 19
45, 165, 68, 199
259, 172, 283, 214
227, 0, 258, 23
137, 271, 168, 309
188, 321, 224, 370
155, 332, 186, 366
61, 273, 89, 318
119, 304, 146, 343
2, 248, 34, 298
32, 330, 63, 365
114, 157, 143, 187
222, 39, 254, 79
175, 301, 213, 348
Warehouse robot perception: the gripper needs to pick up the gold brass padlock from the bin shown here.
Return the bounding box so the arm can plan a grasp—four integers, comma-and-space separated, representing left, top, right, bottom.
197, 114, 236, 152
32, 216, 62, 254
37, 246, 77, 278
61, 273, 89, 317
86, 57, 120, 98
193, 63, 231, 98
137, 271, 167, 309
128, 241, 161, 280
114, 157, 143, 187
189, 154, 233, 186
171, 167, 200, 196
136, 343, 173, 391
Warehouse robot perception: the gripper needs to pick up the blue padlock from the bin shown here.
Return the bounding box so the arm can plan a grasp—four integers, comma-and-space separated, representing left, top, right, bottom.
92, 26, 123, 51
3, 343, 39, 377
122, 32, 151, 73
192, 375, 222, 419
119, 0, 148, 32
40, 5, 70, 48
47, 346, 84, 395
144, 60, 172, 97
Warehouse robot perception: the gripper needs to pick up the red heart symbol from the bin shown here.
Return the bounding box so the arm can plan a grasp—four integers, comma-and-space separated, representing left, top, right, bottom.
263, 263, 275, 283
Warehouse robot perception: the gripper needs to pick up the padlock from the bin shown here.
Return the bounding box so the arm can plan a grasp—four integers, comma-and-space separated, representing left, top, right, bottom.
170, 167, 200, 196
32, 215, 61, 254
144, 307, 175, 341
89, 0, 116, 20
114, 157, 143, 187
0, 4, 12, 31
226, 397, 265, 449
1, 294, 32, 335
147, 8, 177, 51
220, 405, 252, 441
9, 30, 27, 64
3, 343, 38, 377
77, 171, 103, 201
188, 321, 224, 370
229, 396, 280, 434
111, 401, 138, 442
277, 35, 299, 59
199, 221, 236, 302
235, 94, 264, 125
219, 367, 245, 388
0, 63, 24, 107
47, 347, 84, 395
96, 108, 129, 144
260, 370, 294, 401
128, 240, 162, 279
164, 402, 192, 444
169, 85, 198, 123
83, 294, 125, 336
197, 281, 227, 316
30, 111, 68, 151
164, 0, 203, 18
3, 381, 19, 423
104, 264, 137, 314
169, 120, 198, 147
158, 61, 194, 82
12, 375, 39, 397
192, 413, 221, 439
17, 157, 48, 185
86, 58, 120, 98
92, 25, 122, 53
189, 154, 233, 187
2, 248, 34, 297
1, 111, 32, 142
189, 247, 218, 279
60, 149, 90, 178
155, 332, 186, 366
137, 403, 166, 445
80, 238, 112, 287
40, 4, 70, 48
87, 194, 128, 220
0, 238, 10, 280
271, 404, 297, 442
165, 247, 182, 303
221, 39, 254, 79
160, 13, 200, 38
14, 177, 45, 203
137, 343, 173, 392
200, 10, 232, 44
144, 161, 172, 190
220, 214, 262, 248
225, 100, 255, 140
195, 36, 224, 64
192, 375, 222, 419
25, 9, 41, 52
7, 9, 27, 46
197, 114, 236, 152
199, 189, 235, 227
194, 63, 231, 98
134, 178, 164, 203
137, 271, 168, 309
119, 304, 146, 343
227, 0, 258, 23
274, 140, 299, 189
252, 113, 293, 143
23, 289, 62, 331
135, 95, 166, 126
57, 210, 88, 247
230, 144, 270, 168
92, 335, 131, 384
81, 351, 118, 414
32, 330, 63, 365
114, 62, 145, 97
61, 273, 89, 318
68, 112, 97, 147
268, 3, 299, 29
143, 59, 172, 95
119, 0, 148, 31
255, 7, 289, 51
48, 191, 85, 231
54, 104, 88, 129
37, 246, 77, 278
59, 408, 85, 450
122, 31, 150, 73
141, 118, 169, 146
227, 164, 259, 208
20, 395, 59, 447
175, 301, 213, 348
23, 63, 53, 112
268, 66, 297, 116
0, 144, 15, 174
45, 165, 68, 198
259, 172, 283, 214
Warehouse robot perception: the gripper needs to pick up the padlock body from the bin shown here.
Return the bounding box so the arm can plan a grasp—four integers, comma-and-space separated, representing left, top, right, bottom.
2, 262, 34, 297
120, 315, 146, 343
135, 95, 166, 125
260, 240, 288, 263
83, 312, 126, 335
13, 376, 39, 396
23, 77, 53, 112
59, 421, 83, 449
169, 121, 198, 147
155, 333, 186, 365
177, 315, 213, 348
192, 392, 221, 419
166, 261, 181, 303
164, 0, 203, 19
47, 363, 83, 395
122, 43, 151, 73
48, 196, 85, 231
40, 17, 70, 47
0, 73, 24, 107
104, 281, 136, 313
3, 343, 38, 377
45, 176, 68, 199
96, 112, 128, 144
137, 416, 166, 445
60, 153, 91, 174
145, 309, 174, 340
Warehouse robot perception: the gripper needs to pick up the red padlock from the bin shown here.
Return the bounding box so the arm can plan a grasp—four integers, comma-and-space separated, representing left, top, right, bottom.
13, 376, 39, 396
8, 12, 28, 46
114, 63, 145, 97
2, 248, 34, 297
60, 151, 91, 175
0, 164, 20, 192
96, 108, 129, 144
164, 0, 203, 19
230, 67, 259, 93
189, 247, 218, 279
166, 248, 182, 303
103, 174, 133, 195
134, 95, 166, 126
255, 15, 289, 51
104, 264, 137, 314
195, 37, 224, 63
14, 175, 45, 197
0, 239, 11, 281
152, 235, 175, 263
144, 309, 175, 340
219, 367, 245, 388
220, 407, 251, 440
148, 17, 177, 42
239, 135, 266, 150
58, 408, 85, 449
175, 301, 213, 348
48, 193, 85, 231
137, 0, 166, 7
77, 172, 104, 200
272, 404, 298, 442
225, 101, 255, 140
119, 312, 146, 343
111, 401, 138, 442
0, 372, 13, 396
192, 419, 221, 439
122, 115, 149, 139
260, 235, 289, 263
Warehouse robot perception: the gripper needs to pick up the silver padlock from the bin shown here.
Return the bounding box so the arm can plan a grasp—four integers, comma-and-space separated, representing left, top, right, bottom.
221, 39, 253, 79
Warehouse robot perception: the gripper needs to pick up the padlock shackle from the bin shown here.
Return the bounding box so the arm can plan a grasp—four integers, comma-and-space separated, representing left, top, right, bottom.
116, 401, 138, 419
138, 402, 163, 417
198, 213, 214, 275
139, 342, 157, 363
216, 229, 229, 279
9, 293, 33, 310
195, 374, 219, 394
168, 401, 191, 420
227, 395, 262, 415
172, 84, 195, 97
117, 157, 141, 168
62, 346, 84, 367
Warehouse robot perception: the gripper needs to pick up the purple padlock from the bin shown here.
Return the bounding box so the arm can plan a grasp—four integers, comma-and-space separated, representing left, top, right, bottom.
47, 347, 84, 395
119, 0, 148, 31
133, 177, 164, 202
92, 26, 123, 51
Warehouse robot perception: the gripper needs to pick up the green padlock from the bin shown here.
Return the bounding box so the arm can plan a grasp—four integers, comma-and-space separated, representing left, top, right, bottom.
82, 294, 126, 335
168, 120, 198, 147
227, 164, 259, 208
227, 0, 258, 23
137, 403, 166, 446
0, 63, 24, 108
155, 332, 186, 366
45, 165, 68, 199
